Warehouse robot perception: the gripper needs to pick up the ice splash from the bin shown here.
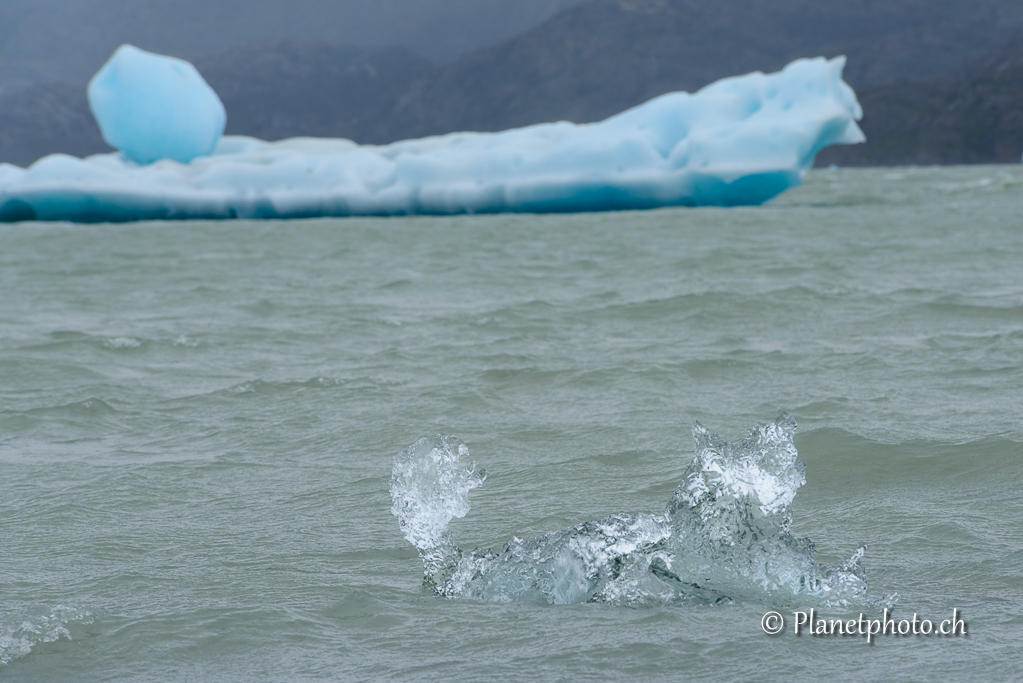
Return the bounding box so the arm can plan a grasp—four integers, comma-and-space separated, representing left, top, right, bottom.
390, 414, 896, 608
390, 435, 487, 587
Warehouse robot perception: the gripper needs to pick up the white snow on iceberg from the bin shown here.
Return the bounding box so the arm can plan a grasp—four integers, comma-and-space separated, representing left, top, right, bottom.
0, 56, 863, 223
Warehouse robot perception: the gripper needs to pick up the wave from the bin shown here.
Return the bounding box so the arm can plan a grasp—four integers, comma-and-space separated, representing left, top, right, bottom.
13, 331, 202, 354
0, 605, 91, 667
223, 377, 347, 396
794, 427, 1023, 482
390, 414, 897, 608
23, 397, 119, 417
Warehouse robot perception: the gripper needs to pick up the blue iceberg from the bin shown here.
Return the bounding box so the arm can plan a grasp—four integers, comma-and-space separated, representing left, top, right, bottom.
88, 45, 226, 165
0, 55, 863, 223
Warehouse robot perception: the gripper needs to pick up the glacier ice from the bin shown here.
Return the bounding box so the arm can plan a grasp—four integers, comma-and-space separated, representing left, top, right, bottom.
390, 414, 898, 609
0, 56, 862, 222
87, 45, 226, 165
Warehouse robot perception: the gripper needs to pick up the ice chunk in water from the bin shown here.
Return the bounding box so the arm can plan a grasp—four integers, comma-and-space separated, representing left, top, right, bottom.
390, 435, 487, 585
390, 414, 897, 609
87, 45, 226, 164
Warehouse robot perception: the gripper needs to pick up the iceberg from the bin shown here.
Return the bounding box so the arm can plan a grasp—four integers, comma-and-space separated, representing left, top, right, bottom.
390, 414, 898, 609
87, 45, 226, 165
0, 56, 863, 223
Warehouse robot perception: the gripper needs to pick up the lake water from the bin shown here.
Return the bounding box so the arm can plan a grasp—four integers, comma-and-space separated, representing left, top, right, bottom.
2, 165, 1021, 681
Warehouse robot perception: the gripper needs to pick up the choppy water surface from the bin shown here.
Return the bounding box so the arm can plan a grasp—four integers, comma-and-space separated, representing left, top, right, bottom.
1, 165, 1022, 681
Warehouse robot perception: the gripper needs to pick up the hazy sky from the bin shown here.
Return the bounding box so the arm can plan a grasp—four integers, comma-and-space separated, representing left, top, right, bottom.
0, 0, 587, 87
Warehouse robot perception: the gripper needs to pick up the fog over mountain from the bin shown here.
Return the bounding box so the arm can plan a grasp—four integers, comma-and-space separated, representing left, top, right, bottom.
818, 28, 1023, 166
2, 0, 1022, 166
0, 0, 586, 87
382, 0, 1023, 138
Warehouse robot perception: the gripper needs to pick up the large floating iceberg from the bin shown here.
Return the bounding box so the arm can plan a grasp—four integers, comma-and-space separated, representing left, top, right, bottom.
0, 56, 863, 223
390, 414, 897, 608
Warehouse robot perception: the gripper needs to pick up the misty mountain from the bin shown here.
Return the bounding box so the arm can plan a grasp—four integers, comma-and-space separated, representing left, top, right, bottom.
384, 0, 1023, 138
0, 0, 586, 87
2, 0, 1022, 168
0, 83, 108, 167
818, 29, 1023, 166
196, 41, 431, 143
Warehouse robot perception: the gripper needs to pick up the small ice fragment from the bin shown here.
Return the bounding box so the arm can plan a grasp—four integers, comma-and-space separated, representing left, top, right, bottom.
390, 435, 486, 584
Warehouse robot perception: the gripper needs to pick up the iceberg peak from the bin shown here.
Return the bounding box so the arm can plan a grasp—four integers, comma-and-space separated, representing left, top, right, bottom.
87, 44, 226, 165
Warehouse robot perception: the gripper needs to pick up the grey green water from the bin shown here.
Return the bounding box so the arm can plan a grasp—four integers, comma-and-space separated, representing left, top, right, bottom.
1, 165, 1021, 681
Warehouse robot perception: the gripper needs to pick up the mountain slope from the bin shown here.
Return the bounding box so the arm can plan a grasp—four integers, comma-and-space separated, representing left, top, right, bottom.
3, 1, 1022, 167
0, 0, 586, 88
385, 0, 1023, 138
196, 41, 431, 143
0, 83, 109, 167
818, 29, 1023, 165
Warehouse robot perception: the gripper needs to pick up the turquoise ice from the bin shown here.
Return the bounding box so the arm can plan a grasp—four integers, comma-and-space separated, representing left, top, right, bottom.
87, 45, 226, 165
1, 55, 862, 222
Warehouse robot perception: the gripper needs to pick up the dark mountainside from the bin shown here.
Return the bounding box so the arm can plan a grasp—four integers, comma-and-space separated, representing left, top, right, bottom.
818, 29, 1023, 166
196, 42, 432, 144
383, 0, 1023, 139
0, 0, 586, 86
0, 84, 108, 167
2, 0, 1022, 167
